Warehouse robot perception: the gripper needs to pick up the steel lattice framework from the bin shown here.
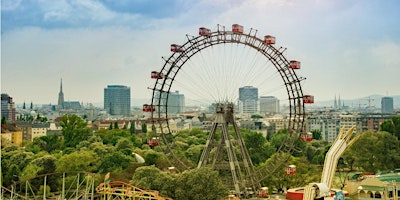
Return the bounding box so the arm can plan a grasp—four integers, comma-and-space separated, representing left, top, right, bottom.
150, 24, 306, 183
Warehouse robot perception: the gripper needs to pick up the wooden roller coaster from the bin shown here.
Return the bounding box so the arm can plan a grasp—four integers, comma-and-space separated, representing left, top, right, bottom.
96, 180, 172, 200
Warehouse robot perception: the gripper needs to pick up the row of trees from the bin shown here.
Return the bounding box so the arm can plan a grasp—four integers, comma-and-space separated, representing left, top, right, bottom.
2, 114, 400, 199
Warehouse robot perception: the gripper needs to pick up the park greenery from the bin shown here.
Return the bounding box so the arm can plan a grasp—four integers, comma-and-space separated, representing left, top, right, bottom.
1, 114, 400, 199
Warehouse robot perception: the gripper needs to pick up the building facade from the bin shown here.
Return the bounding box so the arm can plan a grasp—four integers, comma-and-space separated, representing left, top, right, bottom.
1, 93, 16, 122
104, 85, 131, 116
259, 96, 280, 114
239, 86, 258, 114
381, 97, 394, 114
166, 91, 185, 114
307, 114, 341, 143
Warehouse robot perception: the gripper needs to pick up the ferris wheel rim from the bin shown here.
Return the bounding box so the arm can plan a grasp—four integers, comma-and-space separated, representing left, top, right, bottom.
149, 24, 307, 172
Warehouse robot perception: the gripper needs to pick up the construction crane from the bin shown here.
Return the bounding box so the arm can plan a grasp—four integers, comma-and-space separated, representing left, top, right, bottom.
302, 126, 360, 200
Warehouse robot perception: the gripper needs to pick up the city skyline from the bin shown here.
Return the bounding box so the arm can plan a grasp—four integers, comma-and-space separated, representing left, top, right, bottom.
2, 0, 400, 105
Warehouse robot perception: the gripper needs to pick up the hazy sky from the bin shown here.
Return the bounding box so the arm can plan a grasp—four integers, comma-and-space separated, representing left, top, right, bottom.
2, 0, 400, 106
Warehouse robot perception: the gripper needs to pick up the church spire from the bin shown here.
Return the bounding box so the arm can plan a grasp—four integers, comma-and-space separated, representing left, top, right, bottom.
58, 79, 64, 109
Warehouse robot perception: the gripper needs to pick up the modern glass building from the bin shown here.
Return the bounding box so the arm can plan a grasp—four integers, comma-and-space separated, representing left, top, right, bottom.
104, 85, 131, 116
1, 93, 16, 122
381, 96, 394, 114
157, 90, 185, 114
238, 86, 258, 114
259, 96, 280, 114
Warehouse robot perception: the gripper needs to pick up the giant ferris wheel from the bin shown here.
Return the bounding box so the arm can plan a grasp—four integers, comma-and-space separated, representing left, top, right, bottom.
144, 24, 314, 197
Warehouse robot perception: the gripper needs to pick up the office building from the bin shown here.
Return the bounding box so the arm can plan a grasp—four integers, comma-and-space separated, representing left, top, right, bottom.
158, 90, 185, 114
104, 85, 131, 116
1, 93, 16, 122
381, 97, 394, 114
260, 96, 280, 114
239, 86, 258, 114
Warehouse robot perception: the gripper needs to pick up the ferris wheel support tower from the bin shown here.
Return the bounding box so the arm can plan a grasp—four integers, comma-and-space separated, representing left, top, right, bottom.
197, 102, 259, 197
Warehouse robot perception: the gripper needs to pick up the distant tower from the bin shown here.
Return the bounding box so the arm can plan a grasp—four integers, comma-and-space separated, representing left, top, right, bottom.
1, 93, 16, 122
381, 97, 394, 114
104, 85, 131, 116
238, 86, 258, 114
58, 79, 65, 110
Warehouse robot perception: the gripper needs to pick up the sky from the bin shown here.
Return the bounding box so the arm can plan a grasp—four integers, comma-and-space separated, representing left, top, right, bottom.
1, 0, 400, 107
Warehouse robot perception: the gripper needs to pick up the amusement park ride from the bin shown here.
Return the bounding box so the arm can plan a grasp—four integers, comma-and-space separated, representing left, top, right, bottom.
287, 126, 359, 200
144, 23, 316, 199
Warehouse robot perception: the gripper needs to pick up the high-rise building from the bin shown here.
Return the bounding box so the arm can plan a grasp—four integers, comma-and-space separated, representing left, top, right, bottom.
381, 97, 394, 114
1, 93, 16, 122
238, 86, 258, 114
259, 96, 280, 114
104, 85, 131, 116
58, 79, 64, 110
166, 91, 185, 113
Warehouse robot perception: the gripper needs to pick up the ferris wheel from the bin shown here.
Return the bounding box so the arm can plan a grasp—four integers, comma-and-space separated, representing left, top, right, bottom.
144, 24, 314, 196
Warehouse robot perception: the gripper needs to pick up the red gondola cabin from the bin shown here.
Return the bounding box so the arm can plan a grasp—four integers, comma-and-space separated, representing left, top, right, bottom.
171, 44, 184, 52
199, 27, 211, 36
289, 60, 301, 69
147, 137, 159, 147
303, 95, 314, 104
143, 104, 155, 112
285, 165, 296, 175
264, 35, 276, 45
256, 187, 269, 198
301, 132, 313, 141
151, 71, 163, 79
232, 24, 244, 33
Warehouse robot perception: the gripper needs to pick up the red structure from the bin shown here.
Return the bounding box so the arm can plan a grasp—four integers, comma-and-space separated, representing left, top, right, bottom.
256, 187, 269, 198
171, 44, 184, 52
285, 165, 296, 175
147, 137, 159, 147
199, 27, 211, 36
264, 35, 276, 45
301, 132, 313, 141
143, 104, 155, 112
303, 95, 314, 104
289, 60, 301, 69
151, 71, 163, 79
232, 24, 244, 33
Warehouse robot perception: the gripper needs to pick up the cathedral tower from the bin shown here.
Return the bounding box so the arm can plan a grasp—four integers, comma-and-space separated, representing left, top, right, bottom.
58, 79, 64, 109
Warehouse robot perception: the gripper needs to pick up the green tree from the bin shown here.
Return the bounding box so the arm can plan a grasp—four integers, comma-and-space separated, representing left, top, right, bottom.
130, 121, 136, 134
99, 151, 134, 172
31, 134, 62, 153
345, 131, 400, 173
259, 153, 320, 193
59, 114, 91, 148
311, 129, 322, 140
142, 123, 147, 133
114, 121, 119, 129
243, 130, 274, 165
251, 114, 263, 119
174, 167, 228, 200
56, 150, 100, 172
381, 116, 400, 140
132, 166, 175, 198
1, 116, 6, 124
